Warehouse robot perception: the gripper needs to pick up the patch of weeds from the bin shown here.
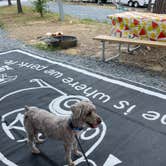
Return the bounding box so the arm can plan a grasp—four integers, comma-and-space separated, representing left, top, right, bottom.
102, 20, 110, 24
80, 18, 97, 24
33, 42, 61, 51
0, 22, 4, 29
32, 0, 48, 17
0, 5, 60, 26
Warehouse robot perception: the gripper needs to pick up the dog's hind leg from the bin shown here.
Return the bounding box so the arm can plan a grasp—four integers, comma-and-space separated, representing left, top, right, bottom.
24, 114, 40, 154
24, 122, 40, 154
27, 132, 40, 154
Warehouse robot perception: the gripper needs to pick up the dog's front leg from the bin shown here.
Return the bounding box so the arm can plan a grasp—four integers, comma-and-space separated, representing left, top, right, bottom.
64, 143, 74, 166
73, 140, 82, 157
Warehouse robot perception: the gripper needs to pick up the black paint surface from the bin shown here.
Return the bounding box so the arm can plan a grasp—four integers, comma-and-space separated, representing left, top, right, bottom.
0, 50, 166, 166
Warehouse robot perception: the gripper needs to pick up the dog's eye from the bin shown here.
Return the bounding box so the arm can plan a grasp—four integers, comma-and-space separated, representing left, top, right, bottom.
87, 111, 92, 116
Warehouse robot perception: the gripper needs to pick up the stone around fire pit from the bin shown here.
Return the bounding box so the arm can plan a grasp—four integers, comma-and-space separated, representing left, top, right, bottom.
39, 35, 77, 49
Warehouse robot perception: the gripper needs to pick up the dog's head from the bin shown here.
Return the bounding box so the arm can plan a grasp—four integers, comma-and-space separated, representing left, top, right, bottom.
71, 100, 102, 128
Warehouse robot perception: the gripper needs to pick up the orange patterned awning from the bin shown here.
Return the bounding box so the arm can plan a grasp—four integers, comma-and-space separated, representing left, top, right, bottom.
107, 12, 166, 41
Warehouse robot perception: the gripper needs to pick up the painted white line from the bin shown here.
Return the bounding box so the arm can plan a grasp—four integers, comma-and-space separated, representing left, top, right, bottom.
0, 152, 18, 166
0, 49, 166, 100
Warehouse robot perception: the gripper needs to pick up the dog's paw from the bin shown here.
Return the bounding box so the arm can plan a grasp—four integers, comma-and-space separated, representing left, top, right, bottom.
35, 139, 45, 144
73, 150, 82, 157
32, 147, 40, 154
69, 162, 75, 166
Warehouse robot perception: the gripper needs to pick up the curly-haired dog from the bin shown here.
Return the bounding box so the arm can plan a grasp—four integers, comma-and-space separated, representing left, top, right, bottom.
24, 100, 102, 166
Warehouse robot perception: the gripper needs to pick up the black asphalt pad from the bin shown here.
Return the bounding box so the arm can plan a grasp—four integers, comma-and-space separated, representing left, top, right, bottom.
0, 50, 166, 166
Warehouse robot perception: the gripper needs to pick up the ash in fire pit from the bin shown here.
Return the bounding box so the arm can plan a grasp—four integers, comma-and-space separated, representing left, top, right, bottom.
39, 33, 77, 49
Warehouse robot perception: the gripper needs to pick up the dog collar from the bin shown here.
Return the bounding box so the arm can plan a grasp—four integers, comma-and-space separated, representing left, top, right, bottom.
68, 119, 83, 131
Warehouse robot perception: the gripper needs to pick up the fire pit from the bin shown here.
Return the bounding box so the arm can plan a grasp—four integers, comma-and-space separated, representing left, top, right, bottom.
40, 35, 77, 49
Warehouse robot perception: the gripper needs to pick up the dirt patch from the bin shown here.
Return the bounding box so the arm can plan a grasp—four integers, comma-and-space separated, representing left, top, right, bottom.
118, 46, 166, 74
7, 20, 111, 57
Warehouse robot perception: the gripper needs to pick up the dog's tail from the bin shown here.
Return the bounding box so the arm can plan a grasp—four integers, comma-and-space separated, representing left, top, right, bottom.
24, 105, 30, 121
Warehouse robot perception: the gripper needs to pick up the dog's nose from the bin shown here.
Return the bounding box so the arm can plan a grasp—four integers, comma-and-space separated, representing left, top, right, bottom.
97, 117, 102, 124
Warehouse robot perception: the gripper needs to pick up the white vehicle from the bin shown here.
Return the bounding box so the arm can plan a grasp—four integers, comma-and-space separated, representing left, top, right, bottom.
118, 0, 155, 7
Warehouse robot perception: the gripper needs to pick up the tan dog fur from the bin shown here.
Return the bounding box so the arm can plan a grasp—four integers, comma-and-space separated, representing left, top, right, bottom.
24, 100, 101, 166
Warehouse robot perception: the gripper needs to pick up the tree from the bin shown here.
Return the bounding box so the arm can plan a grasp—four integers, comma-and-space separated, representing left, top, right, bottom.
7, 0, 12, 6
153, 0, 166, 14
33, 0, 47, 17
17, 0, 23, 13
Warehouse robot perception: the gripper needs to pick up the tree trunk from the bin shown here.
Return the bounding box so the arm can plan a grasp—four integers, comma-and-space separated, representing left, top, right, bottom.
153, 0, 166, 14
7, 0, 12, 6
38, 0, 44, 17
17, 0, 23, 14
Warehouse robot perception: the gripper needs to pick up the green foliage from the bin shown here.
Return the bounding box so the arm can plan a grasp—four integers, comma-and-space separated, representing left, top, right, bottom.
34, 42, 61, 51
32, 0, 48, 17
80, 18, 96, 24
0, 22, 4, 29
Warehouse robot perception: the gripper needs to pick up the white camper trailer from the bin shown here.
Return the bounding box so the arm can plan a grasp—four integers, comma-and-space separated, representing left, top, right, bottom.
118, 0, 155, 8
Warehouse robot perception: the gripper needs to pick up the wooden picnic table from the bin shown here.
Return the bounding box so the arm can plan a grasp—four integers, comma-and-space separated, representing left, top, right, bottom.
107, 12, 166, 41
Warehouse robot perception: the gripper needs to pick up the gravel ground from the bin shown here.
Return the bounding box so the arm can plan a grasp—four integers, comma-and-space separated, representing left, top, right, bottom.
18, 0, 122, 22
2, 0, 121, 22
0, 28, 166, 92
47, 2, 122, 22
0, 0, 146, 22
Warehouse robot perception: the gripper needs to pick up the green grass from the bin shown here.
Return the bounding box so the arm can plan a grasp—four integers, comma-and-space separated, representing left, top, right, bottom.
80, 18, 109, 25
80, 18, 97, 24
0, 22, 4, 28
0, 6, 61, 27
33, 42, 62, 51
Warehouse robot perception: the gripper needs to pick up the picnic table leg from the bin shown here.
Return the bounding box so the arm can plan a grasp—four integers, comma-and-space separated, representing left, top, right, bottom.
117, 32, 122, 57
118, 42, 121, 56
100, 40, 122, 62
101, 40, 105, 62
127, 35, 141, 53
102, 42, 122, 62
127, 44, 141, 53
105, 32, 122, 61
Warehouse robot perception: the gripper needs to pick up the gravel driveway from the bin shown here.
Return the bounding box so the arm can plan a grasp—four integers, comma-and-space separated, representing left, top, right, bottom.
0, 0, 122, 22
47, 2, 122, 22
0, 28, 165, 92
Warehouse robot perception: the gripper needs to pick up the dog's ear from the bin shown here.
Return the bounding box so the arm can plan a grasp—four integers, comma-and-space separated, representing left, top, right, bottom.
25, 105, 30, 111
71, 103, 83, 119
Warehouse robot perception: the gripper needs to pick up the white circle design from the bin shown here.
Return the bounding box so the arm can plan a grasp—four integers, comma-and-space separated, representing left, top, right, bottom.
81, 128, 100, 141
49, 95, 89, 116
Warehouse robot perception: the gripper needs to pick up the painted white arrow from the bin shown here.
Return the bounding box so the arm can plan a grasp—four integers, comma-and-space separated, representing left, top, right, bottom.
103, 154, 122, 166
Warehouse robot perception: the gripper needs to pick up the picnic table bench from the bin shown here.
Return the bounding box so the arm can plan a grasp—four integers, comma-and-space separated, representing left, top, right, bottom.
93, 35, 166, 62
